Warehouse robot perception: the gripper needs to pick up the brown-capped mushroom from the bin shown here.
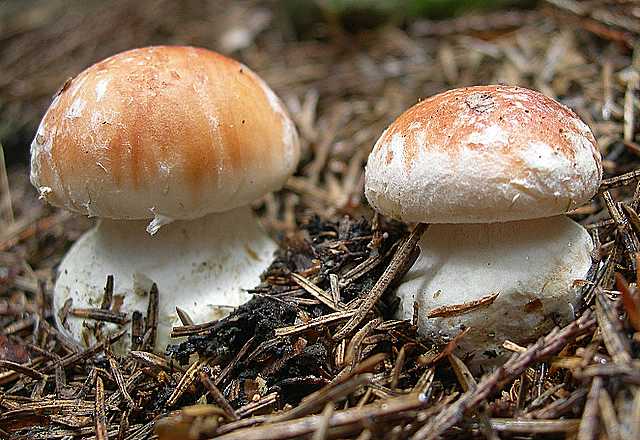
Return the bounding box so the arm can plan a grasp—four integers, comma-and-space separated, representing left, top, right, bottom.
30, 46, 300, 351
365, 85, 601, 369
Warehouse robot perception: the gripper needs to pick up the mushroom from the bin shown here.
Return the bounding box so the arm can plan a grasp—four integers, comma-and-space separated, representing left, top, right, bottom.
365, 85, 602, 369
30, 46, 300, 352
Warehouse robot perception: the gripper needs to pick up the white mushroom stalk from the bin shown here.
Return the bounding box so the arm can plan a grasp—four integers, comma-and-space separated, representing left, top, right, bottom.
29, 46, 300, 353
395, 216, 593, 369
364, 85, 602, 370
54, 206, 276, 351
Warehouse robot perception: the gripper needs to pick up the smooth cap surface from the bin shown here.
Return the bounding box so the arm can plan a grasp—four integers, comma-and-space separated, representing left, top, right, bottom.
365, 85, 602, 223
30, 46, 300, 221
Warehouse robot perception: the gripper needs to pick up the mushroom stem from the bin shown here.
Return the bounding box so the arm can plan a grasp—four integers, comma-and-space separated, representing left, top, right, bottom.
395, 215, 593, 371
53, 205, 276, 353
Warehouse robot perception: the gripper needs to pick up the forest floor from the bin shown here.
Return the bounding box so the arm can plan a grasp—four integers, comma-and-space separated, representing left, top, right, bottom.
1, 1, 639, 439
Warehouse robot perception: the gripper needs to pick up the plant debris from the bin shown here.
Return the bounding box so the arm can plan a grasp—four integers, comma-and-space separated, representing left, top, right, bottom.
2, 0, 640, 439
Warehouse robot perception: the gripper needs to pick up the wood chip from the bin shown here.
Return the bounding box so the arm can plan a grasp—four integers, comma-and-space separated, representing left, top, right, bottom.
427, 292, 499, 318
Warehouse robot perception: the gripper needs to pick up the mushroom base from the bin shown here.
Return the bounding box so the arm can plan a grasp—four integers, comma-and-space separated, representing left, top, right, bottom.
395, 216, 593, 372
53, 205, 277, 353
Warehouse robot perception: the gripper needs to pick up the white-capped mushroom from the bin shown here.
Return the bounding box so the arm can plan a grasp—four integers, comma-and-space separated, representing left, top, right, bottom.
30, 46, 300, 352
365, 85, 602, 369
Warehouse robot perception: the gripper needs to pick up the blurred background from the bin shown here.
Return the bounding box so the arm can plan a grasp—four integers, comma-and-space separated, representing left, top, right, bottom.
0, 0, 638, 234
2, 0, 636, 161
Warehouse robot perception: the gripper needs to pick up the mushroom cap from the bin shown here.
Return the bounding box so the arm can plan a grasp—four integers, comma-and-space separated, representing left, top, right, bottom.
365, 85, 602, 223
30, 46, 300, 221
